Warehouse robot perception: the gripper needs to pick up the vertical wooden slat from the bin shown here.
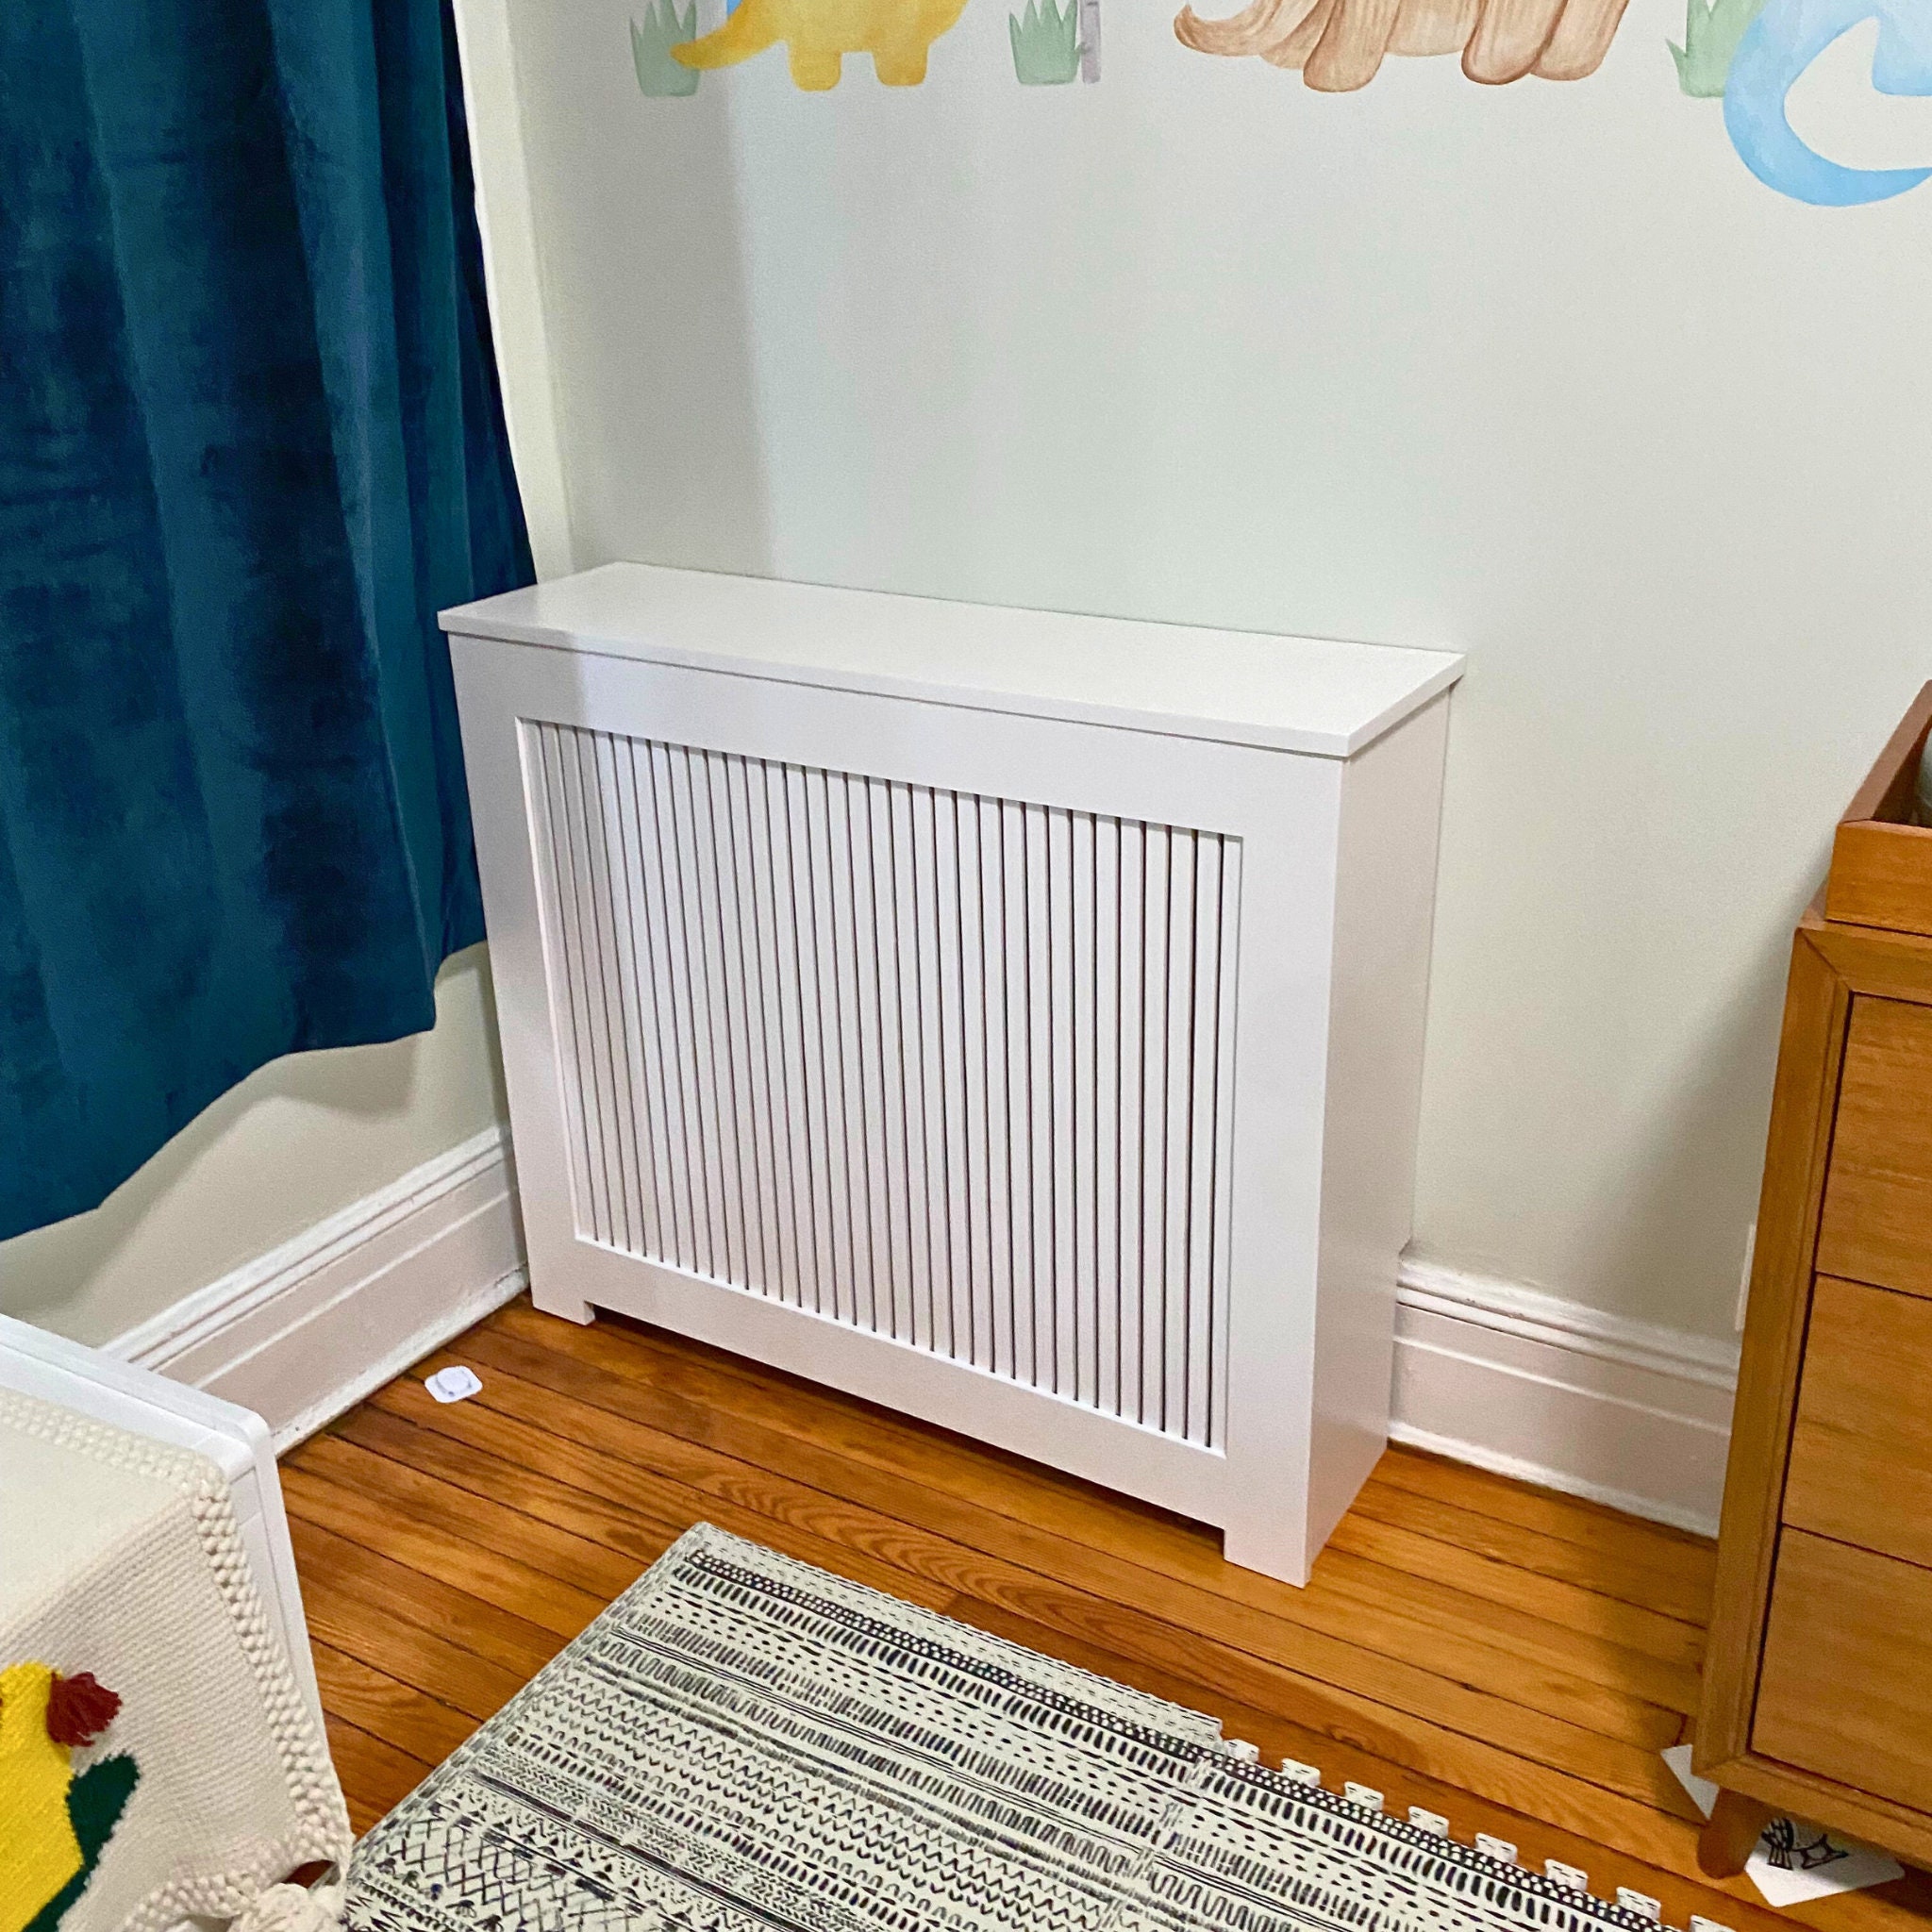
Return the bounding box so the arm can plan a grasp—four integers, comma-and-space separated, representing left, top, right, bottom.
1140, 824, 1172, 1431
932, 791, 972, 1363
1164, 827, 1198, 1439
529, 726, 599, 1240
1070, 808, 1098, 1410
557, 730, 623, 1247
1024, 801, 1056, 1391
1186, 835, 1224, 1444
711, 752, 774, 1293
980, 796, 1015, 1380
606, 737, 672, 1261
801, 766, 851, 1323
1116, 819, 1146, 1428
774, 765, 829, 1314
647, 742, 714, 1275
823, 771, 874, 1328
634, 741, 698, 1271
957, 794, 994, 1373
1094, 814, 1122, 1418
739, 757, 801, 1309
666, 747, 731, 1280
1209, 837, 1243, 1450
530, 730, 1241, 1447
845, 777, 893, 1336
686, 749, 750, 1287
587, 731, 652, 1258
1049, 807, 1079, 1400
884, 781, 928, 1351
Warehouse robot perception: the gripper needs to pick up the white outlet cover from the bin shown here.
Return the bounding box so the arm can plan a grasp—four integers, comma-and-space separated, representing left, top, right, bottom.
425, 1364, 483, 1404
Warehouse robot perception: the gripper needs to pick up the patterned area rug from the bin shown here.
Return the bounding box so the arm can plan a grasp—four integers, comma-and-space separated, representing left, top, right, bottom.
346, 1524, 1668, 1932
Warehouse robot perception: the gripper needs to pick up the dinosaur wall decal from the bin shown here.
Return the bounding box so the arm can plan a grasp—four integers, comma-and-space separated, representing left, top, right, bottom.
1723, 0, 1932, 202
672, 0, 971, 87
1174, 0, 1630, 88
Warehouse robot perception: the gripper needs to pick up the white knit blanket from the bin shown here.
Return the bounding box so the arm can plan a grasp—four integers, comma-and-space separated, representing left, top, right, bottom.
0, 1389, 352, 1932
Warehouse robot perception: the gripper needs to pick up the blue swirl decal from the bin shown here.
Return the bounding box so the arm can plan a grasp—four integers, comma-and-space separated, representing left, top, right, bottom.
1724, 0, 1932, 204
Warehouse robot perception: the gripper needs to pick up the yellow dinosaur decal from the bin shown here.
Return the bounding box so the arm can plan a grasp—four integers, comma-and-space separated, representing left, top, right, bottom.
673, 0, 970, 88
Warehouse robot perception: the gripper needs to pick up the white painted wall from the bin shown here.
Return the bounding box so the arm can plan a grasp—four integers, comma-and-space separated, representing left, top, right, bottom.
468, 0, 1932, 1346
0, 948, 508, 1347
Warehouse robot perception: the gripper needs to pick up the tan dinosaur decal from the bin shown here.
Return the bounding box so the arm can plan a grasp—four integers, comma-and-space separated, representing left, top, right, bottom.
674, 0, 970, 88
1174, 0, 1628, 87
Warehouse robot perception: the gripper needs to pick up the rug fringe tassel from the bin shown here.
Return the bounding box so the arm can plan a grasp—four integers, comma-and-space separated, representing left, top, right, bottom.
1239, 1747, 1736, 1932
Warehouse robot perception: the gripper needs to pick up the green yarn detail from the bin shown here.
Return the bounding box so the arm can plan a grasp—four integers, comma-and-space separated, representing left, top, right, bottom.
25, 1756, 141, 1932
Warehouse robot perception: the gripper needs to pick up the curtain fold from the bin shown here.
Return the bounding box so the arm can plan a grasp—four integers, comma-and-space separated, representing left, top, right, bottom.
0, 0, 532, 1241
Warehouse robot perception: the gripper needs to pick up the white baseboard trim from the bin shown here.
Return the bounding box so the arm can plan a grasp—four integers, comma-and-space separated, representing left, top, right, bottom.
1391, 1256, 1740, 1537
107, 1124, 527, 1452
102, 1139, 1737, 1535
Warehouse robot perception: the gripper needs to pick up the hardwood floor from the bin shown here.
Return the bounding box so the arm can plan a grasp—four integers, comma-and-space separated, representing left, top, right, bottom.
289, 1296, 1930, 1932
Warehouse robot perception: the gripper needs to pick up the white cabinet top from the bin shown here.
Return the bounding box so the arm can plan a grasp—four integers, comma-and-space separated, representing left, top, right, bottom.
441, 563, 1462, 758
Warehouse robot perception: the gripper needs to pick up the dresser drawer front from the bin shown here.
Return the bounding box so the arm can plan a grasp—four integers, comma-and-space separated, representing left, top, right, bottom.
1788, 1275, 1932, 1568
1819, 996, 1932, 1300
1755, 1529, 1932, 1814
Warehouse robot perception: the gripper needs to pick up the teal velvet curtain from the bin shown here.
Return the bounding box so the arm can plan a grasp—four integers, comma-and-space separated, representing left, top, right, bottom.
0, 0, 532, 1241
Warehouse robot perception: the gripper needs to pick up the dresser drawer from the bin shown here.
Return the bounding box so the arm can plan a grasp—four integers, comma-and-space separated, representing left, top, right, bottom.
1754, 1530, 1932, 1814
1819, 996, 1932, 1299
1787, 1275, 1932, 1568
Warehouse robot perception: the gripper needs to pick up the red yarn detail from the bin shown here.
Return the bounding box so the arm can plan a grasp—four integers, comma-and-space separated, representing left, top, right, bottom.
46, 1671, 122, 1746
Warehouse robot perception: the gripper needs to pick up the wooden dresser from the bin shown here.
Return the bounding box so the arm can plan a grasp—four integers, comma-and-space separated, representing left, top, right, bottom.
1699, 685, 1932, 1874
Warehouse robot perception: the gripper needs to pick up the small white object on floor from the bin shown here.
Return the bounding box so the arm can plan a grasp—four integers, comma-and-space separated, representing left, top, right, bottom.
1343, 1783, 1383, 1810
1545, 1860, 1589, 1891
1661, 1745, 1903, 1907
1661, 1744, 1721, 1820
1745, 1828, 1902, 1908
1475, 1834, 1517, 1864
425, 1364, 482, 1404
1408, 1807, 1449, 1836
1616, 1887, 1661, 1920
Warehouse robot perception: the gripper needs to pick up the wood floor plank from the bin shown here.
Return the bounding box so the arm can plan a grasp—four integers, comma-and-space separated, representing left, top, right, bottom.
1371, 1447, 1720, 1581
1346, 1482, 1713, 1626
322, 1714, 427, 1836
336, 1403, 688, 1563
311, 1644, 477, 1766
484, 1306, 1703, 1684
282, 1463, 606, 1640
1324, 1510, 1706, 1670
1308, 1545, 1700, 1715
364, 1372, 958, 1613
295, 1301, 1932, 1932
440, 1331, 1688, 1744
296, 1430, 644, 1601
391, 1342, 1685, 1805
287, 1516, 560, 1688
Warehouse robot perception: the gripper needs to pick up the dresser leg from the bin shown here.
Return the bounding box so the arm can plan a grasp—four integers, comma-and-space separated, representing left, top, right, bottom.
1698, 1790, 1773, 1879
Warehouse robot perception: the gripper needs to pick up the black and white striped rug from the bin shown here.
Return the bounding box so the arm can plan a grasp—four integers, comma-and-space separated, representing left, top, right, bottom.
345, 1523, 1683, 1932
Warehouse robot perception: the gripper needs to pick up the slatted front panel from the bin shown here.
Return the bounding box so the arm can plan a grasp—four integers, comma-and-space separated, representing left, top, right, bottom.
525, 721, 1241, 1449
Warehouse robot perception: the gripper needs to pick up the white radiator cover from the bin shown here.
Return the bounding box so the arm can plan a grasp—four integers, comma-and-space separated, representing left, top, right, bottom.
444, 565, 1461, 1584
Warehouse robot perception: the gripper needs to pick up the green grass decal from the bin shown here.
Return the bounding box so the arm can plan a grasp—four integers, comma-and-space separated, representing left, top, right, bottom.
1009, 0, 1082, 83
1669, 0, 1764, 94
633, 1, 701, 96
